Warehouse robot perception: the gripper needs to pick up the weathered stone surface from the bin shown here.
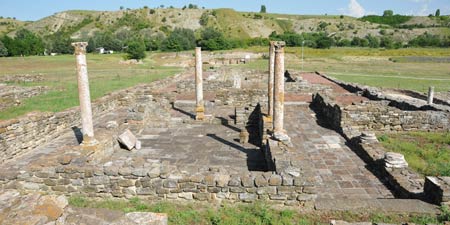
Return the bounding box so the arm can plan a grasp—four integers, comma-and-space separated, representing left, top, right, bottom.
118, 129, 137, 150
384, 152, 408, 169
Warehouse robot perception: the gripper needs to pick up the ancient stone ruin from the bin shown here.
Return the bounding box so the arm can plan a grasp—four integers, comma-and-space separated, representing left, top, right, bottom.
1, 41, 449, 220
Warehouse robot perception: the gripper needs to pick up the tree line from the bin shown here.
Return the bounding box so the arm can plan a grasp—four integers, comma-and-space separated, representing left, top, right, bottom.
1, 26, 449, 59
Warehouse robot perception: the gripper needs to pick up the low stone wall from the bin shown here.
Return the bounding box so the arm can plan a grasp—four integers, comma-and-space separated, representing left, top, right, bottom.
319, 73, 450, 112
311, 92, 450, 138
343, 101, 450, 133
0, 84, 49, 110
176, 80, 234, 93
0, 74, 182, 163
216, 90, 267, 107
0, 156, 316, 207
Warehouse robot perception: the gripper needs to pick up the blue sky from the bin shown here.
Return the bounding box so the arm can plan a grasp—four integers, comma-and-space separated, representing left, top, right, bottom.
1, 0, 449, 21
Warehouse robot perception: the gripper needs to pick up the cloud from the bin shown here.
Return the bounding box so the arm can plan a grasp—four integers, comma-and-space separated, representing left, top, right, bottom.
341, 0, 366, 18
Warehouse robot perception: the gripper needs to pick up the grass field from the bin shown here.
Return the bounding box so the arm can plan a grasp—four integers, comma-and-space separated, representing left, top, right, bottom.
69, 196, 446, 225
236, 47, 450, 93
379, 132, 450, 177
0, 53, 182, 120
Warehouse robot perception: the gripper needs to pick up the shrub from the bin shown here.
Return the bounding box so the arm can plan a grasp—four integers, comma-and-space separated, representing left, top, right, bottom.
126, 40, 146, 60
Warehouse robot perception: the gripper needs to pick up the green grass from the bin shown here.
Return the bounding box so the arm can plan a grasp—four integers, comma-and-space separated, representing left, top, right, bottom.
234, 47, 450, 92
0, 53, 181, 120
379, 132, 450, 176
68, 196, 443, 225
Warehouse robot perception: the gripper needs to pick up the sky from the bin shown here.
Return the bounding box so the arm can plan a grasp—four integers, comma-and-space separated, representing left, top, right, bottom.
0, 0, 449, 21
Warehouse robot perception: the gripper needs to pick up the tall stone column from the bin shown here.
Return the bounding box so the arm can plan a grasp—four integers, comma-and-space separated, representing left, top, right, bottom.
268, 41, 275, 119
195, 47, 205, 121
427, 86, 434, 105
273, 41, 289, 142
72, 42, 97, 146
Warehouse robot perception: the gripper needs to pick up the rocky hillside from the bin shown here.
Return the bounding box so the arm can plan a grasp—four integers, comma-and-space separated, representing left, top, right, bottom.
4, 8, 450, 41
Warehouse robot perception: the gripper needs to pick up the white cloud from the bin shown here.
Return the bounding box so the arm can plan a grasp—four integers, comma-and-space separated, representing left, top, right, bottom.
342, 0, 366, 18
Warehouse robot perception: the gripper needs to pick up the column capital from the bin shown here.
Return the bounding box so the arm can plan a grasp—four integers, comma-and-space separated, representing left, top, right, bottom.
273, 41, 286, 52
72, 42, 88, 55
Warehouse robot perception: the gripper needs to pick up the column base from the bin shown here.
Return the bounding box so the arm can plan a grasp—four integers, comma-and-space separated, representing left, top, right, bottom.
273, 130, 293, 147
81, 135, 99, 150
195, 105, 205, 121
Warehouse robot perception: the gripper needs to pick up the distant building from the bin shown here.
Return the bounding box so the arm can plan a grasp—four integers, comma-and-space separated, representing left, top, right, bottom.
96, 47, 105, 54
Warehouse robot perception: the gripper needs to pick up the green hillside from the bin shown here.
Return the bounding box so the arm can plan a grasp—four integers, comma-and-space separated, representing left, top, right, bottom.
4, 8, 450, 42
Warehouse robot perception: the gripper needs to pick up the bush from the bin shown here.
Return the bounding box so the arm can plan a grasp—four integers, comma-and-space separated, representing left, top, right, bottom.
126, 41, 146, 60
0, 40, 8, 57
365, 35, 380, 48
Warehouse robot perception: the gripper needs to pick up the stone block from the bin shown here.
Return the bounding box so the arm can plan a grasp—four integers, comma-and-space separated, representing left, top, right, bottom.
255, 175, 268, 187
239, 193, 256, 202
203, 175, 216, 186
163, 179, 178, 189
118, 179, 135, 187
118, 129, 137, 150
269, 175, 282, 186
241, 176, 254, 187
193, 193, 211, 201
228, 176, 241, 187
178, 192, 194, 200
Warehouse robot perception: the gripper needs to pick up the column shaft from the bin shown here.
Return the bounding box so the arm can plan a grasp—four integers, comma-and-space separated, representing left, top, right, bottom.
427, 86, 434, 105
268, 41, 275, 119
195, 47, 205, 120
72, 42, 96, 145
273, 42, 286, 134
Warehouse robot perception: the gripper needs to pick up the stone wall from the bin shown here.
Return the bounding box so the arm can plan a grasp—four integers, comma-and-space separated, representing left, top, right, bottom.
342, 100, 450, 133
0, 75, 183, 163
0, 157, 316, 207
311, 93, 450, 138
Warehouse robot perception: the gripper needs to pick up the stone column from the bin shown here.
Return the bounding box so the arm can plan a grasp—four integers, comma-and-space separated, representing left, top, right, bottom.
427, 86, 434, 105
268, 41, 275, 119
72, 42, 97, 146
273, 41, 289, 142
195, 47, 205, 121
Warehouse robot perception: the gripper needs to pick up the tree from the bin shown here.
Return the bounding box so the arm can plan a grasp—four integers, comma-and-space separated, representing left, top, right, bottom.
260, 5, 267, 13
126, 41, 146, 60
10, 29, 44, 56
383, 10, 394, 17
0, 40, 8, 57
120, 6, 124, 10
161, 28, 196, 51
199, 27, 231, 51
435, 9, 440, 17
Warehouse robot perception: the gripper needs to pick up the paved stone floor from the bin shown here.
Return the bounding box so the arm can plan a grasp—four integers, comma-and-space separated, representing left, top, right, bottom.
112, 104, 267, 174
284, 105, 394, 199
